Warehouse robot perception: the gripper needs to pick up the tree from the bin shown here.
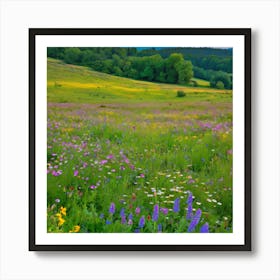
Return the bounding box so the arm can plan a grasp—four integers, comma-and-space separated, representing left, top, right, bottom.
165, 53, 184, 83
64, 48, 82, 64
175, 60, 193, 84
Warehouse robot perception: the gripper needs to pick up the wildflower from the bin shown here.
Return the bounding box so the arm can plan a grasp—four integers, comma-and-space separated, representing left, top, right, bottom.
140, 173, 145, 178
105, 220, 112, 225
158, 224, 162, 233
55, 198, 60, 203
52, 170, 62, 176
120, 208, 125, 217
121, 215, 126, 224
160, 207, 168, 215
58, 217, 65, 226
135, 207, 141, 215
60, 207, 66, 216
107, 154, 114, 159
128, 219, 133, 225
109, 203, 115, 214
74, 170, 78, 176
152, 204, 159, 222
186, 193, 193, 220
69, 225, 80, 233
173, 198, 180, 213
90, 185, 97, 190
128, 213, 133, 220
187, 209, 202, 232
134, 228, 140, 233
139, 216, 145, 228
99, 213, 104, 219
147, 215, 151, 221
200, 223, 209, 233
100, 160, 108, 165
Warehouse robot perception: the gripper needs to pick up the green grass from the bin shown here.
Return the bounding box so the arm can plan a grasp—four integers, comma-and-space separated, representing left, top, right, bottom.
190, 78, 211, 87
47, 58, 233, 233
48, 58, 231, 104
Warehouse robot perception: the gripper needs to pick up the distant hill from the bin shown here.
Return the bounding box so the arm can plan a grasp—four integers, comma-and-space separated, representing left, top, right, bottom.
47, 58, 231, 104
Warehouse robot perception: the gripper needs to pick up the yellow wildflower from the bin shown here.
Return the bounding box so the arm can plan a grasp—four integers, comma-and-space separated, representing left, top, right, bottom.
58, 217, 65, 226
69, 225, 80, 233
60, 207, 67, 216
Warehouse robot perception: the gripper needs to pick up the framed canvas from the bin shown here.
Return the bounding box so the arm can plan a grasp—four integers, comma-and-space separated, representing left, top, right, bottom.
29, 28, 251, 251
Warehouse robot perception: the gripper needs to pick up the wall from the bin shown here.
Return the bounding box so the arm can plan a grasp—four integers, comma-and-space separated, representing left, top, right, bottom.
0, 0, 279, 279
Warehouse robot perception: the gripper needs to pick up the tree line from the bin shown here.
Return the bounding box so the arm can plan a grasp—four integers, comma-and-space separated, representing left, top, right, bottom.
47, 47, 232, 89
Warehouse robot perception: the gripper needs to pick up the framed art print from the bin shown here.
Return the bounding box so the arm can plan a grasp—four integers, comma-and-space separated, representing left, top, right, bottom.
29, 28, 251, 251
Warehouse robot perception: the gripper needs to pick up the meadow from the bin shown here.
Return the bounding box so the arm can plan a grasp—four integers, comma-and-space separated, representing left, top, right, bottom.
47, 58, 233, 233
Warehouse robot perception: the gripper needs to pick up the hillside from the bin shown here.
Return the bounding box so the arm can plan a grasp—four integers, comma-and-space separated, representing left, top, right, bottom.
47, 58, 232, 104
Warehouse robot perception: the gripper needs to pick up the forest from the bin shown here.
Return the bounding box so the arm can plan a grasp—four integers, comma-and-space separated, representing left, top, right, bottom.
47, 47, 232, 89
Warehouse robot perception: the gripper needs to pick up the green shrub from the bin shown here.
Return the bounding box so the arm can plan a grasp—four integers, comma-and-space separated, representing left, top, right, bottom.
216, 81, 225, 89
177, 90, 186, 97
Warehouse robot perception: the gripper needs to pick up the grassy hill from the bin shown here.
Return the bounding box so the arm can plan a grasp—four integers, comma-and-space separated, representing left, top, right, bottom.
47, 58, 231, 104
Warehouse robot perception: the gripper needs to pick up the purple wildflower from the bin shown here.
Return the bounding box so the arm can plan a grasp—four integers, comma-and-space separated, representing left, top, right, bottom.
186, 193, 193, 220
55, 198, 60, 203
109, 203, 115, 214
90, 185, 97, 190
120, 165, 125, 171
158, 224, 162, 233
120, 208, 125, 217
107, 154, 114, 160
139, 216, 145, 228
200, 223, 209, 233
99, 213, 104, 219
52, 170, 62, 176
121, 215, 126, 224
140, 173, 145, 178
152, 204, 159, 222
128, 213, 133, 220
173, 198, 180, 213
128, 219, 133, 225
100, 159, 108, 165
134, 228, 140, 233
105, 220, 112, 225
135, 207, 141, 215
74, 170, 78, 176
160, 207, 169, 215
187, 209, 202, 232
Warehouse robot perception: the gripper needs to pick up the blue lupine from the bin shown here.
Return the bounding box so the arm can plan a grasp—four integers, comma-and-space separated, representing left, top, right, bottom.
128, 213, 133, 220
139, 216, 145, 228
105, 220, 112, 225
121, 215, 126, 224
187, 209, 202, 232
186, 192, 193, 220
173, 198, 180, 212
200, 223, 209, 233
152, 204, 159, 221
120, 208, 125, 217
109, 203, 115, 214
158, 224, 162, 233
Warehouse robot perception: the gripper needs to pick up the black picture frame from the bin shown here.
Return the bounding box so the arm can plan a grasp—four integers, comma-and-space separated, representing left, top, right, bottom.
29, 28, 251, 251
